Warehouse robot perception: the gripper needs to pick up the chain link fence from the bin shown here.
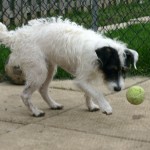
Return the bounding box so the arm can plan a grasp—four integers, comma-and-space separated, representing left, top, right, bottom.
0, 0, 150, 80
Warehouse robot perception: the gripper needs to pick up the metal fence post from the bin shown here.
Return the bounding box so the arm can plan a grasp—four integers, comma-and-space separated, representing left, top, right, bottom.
0, 0, 2, 22
91, 0, 99, 31
9, 0, 15, 25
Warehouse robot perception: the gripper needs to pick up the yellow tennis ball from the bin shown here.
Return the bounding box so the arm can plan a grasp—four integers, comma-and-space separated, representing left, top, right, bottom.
126, 86, 145, 105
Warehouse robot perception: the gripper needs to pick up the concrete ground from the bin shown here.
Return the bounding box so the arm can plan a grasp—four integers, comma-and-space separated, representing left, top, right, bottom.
0, 77, 149, 150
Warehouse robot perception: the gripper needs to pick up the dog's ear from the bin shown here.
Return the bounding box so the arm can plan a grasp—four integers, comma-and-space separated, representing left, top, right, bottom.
95, 47, 112, 68
125, 49, 138, 69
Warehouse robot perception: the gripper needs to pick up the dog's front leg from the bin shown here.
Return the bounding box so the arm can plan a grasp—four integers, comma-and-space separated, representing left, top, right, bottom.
75, 81, 112, 115
84, 94, 99, 112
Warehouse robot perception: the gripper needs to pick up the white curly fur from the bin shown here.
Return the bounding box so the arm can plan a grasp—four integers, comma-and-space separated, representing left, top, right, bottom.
0, 17, 138, 116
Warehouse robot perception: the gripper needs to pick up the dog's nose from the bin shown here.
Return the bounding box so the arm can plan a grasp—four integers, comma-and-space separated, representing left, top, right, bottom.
114, 87, 121, 91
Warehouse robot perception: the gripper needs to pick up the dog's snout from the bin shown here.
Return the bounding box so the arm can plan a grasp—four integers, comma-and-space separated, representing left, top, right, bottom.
114, 87, 121, 92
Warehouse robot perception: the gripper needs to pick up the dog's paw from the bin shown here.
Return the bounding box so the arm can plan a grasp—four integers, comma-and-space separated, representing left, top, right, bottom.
32, 111, 45, 117
88, 103, 99, 112
102, 107, 112, 115
100, 101, 112, 115
102, 111, 112, 115
51, 103, 64, 110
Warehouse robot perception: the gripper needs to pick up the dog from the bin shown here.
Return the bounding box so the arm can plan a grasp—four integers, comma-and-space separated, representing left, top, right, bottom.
0, 17, 138, 117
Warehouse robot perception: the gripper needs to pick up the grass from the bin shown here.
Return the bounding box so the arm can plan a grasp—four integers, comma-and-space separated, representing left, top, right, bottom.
105, 23, 150, 76
61, 0, 150, 28
54, 68, 73, 79
97, 0, 150, 26
0, 45, 10, 73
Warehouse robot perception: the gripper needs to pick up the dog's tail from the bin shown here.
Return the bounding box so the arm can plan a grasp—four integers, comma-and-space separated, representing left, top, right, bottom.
0, 23, 13, 48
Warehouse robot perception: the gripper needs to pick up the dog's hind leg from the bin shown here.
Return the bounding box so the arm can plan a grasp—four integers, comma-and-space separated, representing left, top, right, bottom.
39, 64, 63, 110
21, 60, 48, 117
85, 94, 99, 112
21, 85, 45, 117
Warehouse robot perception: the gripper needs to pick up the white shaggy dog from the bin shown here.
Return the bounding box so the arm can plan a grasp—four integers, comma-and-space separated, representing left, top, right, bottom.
0, 17, 138, 117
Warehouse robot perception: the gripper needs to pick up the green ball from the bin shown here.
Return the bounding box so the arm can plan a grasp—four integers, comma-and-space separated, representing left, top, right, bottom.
126, 86, 145, 105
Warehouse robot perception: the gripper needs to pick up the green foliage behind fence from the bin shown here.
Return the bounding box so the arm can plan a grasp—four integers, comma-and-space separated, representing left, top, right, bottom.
106, 23, 150, 76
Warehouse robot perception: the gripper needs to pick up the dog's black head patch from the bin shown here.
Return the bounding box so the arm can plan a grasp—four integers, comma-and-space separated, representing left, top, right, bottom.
95, 46, 126, 91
